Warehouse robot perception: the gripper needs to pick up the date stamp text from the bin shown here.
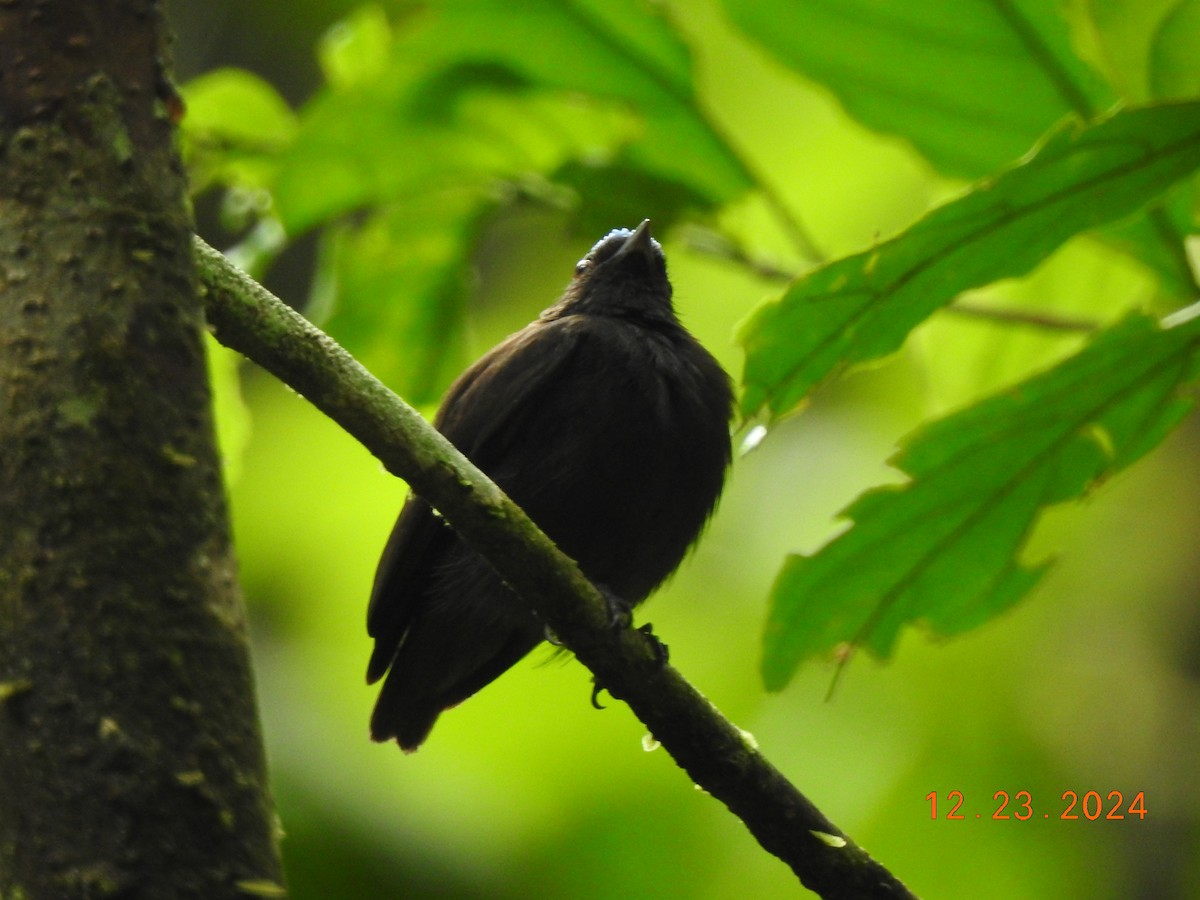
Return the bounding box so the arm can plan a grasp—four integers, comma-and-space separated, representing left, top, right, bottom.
925, 790, 1147, 821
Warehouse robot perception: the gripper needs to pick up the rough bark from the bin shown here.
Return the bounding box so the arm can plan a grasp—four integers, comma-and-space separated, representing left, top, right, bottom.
0, 3, 283, 897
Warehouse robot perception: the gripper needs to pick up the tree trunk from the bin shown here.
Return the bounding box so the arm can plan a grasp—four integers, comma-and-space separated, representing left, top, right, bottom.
0, 3, 284, 897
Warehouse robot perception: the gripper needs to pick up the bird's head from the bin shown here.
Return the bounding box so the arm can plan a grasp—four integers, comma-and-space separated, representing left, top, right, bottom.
551, 220, 674, 322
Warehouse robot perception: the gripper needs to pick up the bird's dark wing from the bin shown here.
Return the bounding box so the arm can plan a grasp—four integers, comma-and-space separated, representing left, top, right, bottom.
364, 496, 448, 683
431, 317, 585, 465
364, 317, 584, 686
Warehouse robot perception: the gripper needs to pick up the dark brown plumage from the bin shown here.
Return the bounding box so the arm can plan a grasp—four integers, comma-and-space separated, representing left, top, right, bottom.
366, 220, 733, 751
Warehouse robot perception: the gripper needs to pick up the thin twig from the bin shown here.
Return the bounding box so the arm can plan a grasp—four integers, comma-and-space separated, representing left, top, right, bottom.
945, 301, 1099, 332
682, 226, 799, 281
685, 228, 1102, 333
193, 235, 915, 900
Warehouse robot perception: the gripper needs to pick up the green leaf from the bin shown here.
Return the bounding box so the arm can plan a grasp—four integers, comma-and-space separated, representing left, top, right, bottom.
761, 311, 1200, 691
1149, 0, 1200, 98
391, 0, 752, 202
179, 68, 297, 191
1100, 189, 1199, 298
272, 0, 699, 234
196, 1, 737, 235
726, 0, 1198, 299
318, 4, 393, 89
181, 68, 298, 148
724, 0, 1113, 178
273, 78, 635, 234
1070, 1, 1200, 299
1077, 0, 1179, 101
552, 160, 713, 238
312, 191, 482, 404
739, 100, 1200, 420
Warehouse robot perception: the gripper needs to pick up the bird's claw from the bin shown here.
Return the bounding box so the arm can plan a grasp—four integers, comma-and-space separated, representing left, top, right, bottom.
590, 680, 608, 710
637, 623, 669, 665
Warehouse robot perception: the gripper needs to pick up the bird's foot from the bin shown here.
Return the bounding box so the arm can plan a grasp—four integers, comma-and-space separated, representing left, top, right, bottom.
544, 582, 634, 648
597, 584, 633, 630
589, 623, 669, 710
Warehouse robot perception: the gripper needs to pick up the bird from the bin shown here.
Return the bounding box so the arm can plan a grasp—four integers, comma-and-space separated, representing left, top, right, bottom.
366, 219, 733, 751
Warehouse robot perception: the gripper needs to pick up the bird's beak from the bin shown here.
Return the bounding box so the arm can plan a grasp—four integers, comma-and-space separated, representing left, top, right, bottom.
614, 219, 655, 262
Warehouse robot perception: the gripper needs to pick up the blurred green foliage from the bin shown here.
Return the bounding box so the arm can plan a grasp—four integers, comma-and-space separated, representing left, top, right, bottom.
177, 0, 1200, 896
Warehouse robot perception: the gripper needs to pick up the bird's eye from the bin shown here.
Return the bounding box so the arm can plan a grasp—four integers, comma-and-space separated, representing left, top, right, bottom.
573, 259, 590, 277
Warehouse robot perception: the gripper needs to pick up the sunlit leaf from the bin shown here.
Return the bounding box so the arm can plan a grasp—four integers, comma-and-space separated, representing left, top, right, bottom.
724, 0, 1113, 178
1076, 0, 1179, 101
263, 0, 750, 234
181, 68, 298, 148
318, 4, 393, 88
739, 101, 1200, 420
274, 52, 638, 232
1149, 0, 1200, 98
762, 311, 1200, 691
180, 68, 297, 190
397, 0, 753, 201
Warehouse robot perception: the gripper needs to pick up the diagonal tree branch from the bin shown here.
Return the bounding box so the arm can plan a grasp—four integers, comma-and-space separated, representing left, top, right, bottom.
194, 236, 914, 900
